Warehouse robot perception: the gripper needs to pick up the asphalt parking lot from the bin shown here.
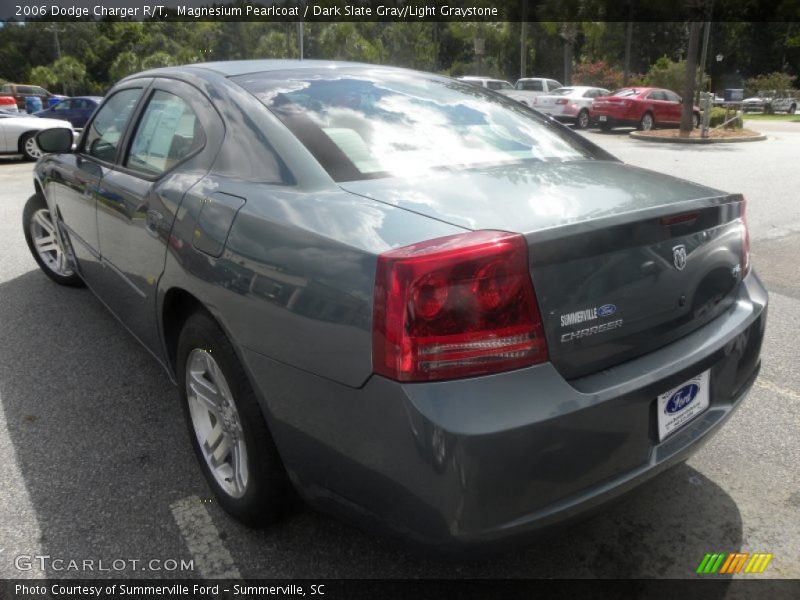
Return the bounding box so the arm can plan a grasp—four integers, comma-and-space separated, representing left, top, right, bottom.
0, 121, 798, 581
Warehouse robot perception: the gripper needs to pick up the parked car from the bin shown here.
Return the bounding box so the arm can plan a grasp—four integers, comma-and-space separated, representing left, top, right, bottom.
0, 95, 19, 113
456, 76, 514, 93
34, 96, 103, 129
741, 92, 773, 114
769, 90, 798, 114
0, 83, 67, 112
26, 60, 765, 548
505, 77, 563, 106
0, 112, 73, 160
591, 87, 701, 131
532, 86, 610, 129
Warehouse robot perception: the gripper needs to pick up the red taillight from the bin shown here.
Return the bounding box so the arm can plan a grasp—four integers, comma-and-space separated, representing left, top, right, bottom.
741, 199, 751, 276
555, 98, 568, 105
372, 231, 548, 382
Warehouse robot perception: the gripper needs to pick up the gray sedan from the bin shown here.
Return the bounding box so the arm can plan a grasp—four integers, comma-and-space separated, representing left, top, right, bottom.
24, 60, 766, 548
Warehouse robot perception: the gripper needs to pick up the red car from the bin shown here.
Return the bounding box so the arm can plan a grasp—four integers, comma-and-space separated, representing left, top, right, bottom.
590, 87, 700, 131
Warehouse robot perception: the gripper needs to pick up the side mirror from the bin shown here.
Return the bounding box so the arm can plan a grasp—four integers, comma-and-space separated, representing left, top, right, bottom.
35, 128, 74, 154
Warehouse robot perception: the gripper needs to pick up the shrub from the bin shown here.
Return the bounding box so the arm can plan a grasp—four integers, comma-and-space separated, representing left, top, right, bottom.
708, 106, 743, 129
572, 60, 624, 90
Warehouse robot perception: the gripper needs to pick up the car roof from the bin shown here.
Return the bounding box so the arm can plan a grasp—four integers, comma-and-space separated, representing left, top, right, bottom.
180, 59, 375, 77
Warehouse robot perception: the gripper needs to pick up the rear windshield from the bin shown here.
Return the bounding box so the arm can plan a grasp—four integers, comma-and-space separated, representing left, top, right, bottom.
235, 68, 594, 182
611, 88, 641, 97
551, 88, 573, 96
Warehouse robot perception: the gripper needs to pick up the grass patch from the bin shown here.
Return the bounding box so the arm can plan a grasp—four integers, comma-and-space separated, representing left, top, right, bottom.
741, 113, 800, 122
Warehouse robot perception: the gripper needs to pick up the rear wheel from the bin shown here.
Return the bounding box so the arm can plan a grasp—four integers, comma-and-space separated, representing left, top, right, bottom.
789, 104, 797, 115
178, 311, 293, 527
638, 112, 655, 131
23, 194, 83, 287
692, 113, 700, 129
575, 109, 590, 130
20, 131, 43, 161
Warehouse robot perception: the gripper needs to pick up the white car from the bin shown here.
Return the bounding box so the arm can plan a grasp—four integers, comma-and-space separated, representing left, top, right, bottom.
456, 77, 515, 94
532, 86, 611, 129
505, 77, 563, 106
0, 112, 73, 160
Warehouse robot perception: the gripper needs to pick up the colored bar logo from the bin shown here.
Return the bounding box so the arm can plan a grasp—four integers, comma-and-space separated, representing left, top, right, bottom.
696, 552, 773, 574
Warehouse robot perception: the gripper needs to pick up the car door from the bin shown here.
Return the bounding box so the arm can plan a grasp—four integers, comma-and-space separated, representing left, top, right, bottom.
51, 83, 148, 285
93, 78, 224, 356
644, 90, 668, 122
47, 98, 73, 123
663, 90, 683, 123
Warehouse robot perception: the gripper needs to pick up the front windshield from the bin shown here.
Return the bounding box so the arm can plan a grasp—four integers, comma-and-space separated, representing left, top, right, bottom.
236, 68, 594, 182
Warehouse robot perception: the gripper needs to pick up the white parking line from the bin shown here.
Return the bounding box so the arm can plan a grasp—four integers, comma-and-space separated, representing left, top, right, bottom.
170, 495, 241, 579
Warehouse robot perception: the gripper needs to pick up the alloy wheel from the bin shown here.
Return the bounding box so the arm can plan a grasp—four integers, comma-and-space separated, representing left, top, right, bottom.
640, 113, 654, 131
577, 110, 590, 129
24, 135, 43, 159
186, 348, 249, 499
29, 209, 74, 277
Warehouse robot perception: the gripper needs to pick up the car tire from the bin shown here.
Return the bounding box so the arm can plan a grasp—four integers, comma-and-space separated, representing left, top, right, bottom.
790, 104, 797, 115
19, 131, 43, 161
599, 121, 612, 132
638, 112, 655, 131
692, 113, 700, 129
575, 109, 590, 129
177, 311, 293, 527
23, 193, 84, 287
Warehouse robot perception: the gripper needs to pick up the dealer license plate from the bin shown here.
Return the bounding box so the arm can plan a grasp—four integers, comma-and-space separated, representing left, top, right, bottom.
657, 370, 710, 441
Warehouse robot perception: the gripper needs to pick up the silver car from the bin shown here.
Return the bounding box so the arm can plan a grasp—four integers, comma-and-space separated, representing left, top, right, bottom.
532, 85, 610, 129
26, 60, 766, 548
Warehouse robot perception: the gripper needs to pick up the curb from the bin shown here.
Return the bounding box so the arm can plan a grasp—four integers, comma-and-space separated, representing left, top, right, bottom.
629, 131, 767, 144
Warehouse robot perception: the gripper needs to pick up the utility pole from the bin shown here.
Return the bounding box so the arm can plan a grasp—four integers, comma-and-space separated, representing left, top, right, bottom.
47, 25, 64, 94
519, 0, 527, 80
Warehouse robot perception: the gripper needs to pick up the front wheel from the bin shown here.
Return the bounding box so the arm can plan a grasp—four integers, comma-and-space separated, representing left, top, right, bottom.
19, 131, 43, 161
575, 109, 590, 130
23, 194, 83, 287
638, 112, 655, 131
178, 311, 293, 527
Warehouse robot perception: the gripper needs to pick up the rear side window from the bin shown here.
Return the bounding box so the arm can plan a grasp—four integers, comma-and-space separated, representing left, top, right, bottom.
517, 80, 543, 91
547, 80, 562, 90
125, 90, 204, 176
83, 88, 143, 163
0, 84, 11, 94
664, 90, 681, 102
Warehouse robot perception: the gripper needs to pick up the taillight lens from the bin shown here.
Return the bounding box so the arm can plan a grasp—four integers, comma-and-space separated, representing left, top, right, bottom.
372, 230, 548, 382
555, 98, 568, 105
741, 199, 751, 276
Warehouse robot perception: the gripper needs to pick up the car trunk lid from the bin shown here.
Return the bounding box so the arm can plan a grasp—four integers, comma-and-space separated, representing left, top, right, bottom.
342, 160, 746, 379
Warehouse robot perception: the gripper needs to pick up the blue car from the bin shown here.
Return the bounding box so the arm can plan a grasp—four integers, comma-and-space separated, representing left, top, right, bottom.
34, 96, 102, 129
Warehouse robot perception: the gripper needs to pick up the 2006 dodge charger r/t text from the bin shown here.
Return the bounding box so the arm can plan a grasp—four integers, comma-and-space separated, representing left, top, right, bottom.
24, 60, 767, 548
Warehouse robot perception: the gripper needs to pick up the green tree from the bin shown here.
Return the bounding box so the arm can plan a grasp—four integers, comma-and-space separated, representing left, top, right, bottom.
51, 56, 86, 96
141, 51, 177, 70
109, 51, 140, 83
745, 71, 795, 94
29, 65, 57, 89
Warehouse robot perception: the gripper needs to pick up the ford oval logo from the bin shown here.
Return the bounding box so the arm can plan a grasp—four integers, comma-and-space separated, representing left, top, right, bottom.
597, 304, 617, 317
665, 384, 699, 414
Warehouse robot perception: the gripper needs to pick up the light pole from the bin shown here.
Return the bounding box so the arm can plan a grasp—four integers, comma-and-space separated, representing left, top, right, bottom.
474, 37, 485, 75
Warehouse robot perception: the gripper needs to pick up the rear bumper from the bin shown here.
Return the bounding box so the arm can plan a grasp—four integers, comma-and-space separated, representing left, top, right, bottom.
241, 273, 767, 548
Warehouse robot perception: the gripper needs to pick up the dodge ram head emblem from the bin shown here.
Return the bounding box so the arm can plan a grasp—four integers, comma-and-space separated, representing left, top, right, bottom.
673, 245, 687, 271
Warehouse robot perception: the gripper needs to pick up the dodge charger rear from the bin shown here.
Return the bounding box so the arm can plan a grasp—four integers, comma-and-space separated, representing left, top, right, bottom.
26, 61, 767, 548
